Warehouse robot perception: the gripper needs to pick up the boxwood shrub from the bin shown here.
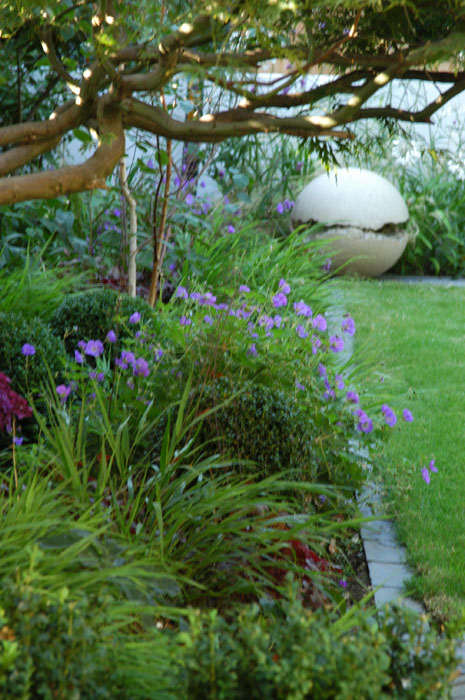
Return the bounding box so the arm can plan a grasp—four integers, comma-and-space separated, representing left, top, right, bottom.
178, 376, 319, 481
0, 581, 123, 699
177, 595, 459, 699
0, 312, 64, 394
50, 287, 154, 353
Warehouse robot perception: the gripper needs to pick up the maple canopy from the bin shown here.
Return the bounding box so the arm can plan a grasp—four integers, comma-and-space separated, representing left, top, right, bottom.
0, 0, 464, 205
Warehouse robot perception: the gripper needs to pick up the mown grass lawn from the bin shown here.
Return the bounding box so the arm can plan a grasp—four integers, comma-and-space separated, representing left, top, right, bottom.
336, 278, 465, 620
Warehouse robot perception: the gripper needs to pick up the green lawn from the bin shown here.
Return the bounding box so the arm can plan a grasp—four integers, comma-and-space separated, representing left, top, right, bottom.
336, 278, 465, 620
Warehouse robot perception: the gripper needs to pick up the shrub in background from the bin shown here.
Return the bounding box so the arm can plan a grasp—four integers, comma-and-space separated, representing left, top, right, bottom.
0, 581, 123, 699
178, 593, 459, 700
50, 287, 155, 353
0, 312, 64, 394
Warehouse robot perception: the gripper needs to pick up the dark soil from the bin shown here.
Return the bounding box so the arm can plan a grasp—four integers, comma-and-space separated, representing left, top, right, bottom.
340, 531, 374, 607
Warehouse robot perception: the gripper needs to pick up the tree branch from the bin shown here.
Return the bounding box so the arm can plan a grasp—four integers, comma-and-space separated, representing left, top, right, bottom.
39, 25, 80, 87
208, 69, 374, 110
0, 134, 62, 176
0, 101, 80, 148
358, 74, 465, 123
122, 98, 354, 141
0, 100, 124, 204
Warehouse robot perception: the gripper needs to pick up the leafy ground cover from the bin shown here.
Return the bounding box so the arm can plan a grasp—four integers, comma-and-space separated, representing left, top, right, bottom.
336, 278, 465, 621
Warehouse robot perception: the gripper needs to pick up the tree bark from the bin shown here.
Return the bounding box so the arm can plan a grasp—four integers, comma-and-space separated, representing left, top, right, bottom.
0, 103, 125, 205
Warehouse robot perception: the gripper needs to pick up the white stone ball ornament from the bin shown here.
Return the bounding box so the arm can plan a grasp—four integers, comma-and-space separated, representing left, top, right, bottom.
291, 168, 410, 277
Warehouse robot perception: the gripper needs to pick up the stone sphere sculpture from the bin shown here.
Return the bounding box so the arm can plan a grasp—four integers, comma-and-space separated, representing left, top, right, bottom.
291, 168, 409, 277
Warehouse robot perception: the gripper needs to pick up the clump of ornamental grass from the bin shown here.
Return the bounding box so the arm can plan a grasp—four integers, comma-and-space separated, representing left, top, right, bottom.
0, 245, 84, 321
17, 374, 354, 611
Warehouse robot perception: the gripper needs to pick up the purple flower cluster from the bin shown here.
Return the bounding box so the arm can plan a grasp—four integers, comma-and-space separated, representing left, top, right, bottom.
354, 408, 373, 433
382, 404, 397, 427
172, 279, 417, 450
115, 350, 150, 378
421, 459, 438, 485
276, 199, 295, 214
21, 343, 36, 356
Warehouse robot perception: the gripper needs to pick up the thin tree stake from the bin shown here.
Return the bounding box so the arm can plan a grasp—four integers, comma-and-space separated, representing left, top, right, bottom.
119, 157, 137, 297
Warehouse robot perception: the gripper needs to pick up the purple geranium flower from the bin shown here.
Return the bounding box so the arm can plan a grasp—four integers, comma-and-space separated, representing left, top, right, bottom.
203, 315, 214, 325
346, 391, 359, 404
341, 317, 356, 335
272, 292, 288, 308
180, 315, 192, 327
421, 467, 431, 484
227, 224, 235, 234
56, 384, 71, 401
382, 404, 397, 427
85, 339, 104, 357
121, 350, 135, 365
276, 202, 284, 214
21, 343, 35, 356
311, 335, 321, 354
335, 374, 345, 390
74, 350, 84, 364
106, 330, 117, 343
312, 314, 327, 332
186, 193, 194, 206
239, 285, 250, 293
323, 377, 335, 400
198, 292, 216, 306
296, 324, 308, 339
176, 286, 188, 300
259, 315, 274, 330
247, 343, 258, 357
318, 363, 326, 377
129, 312, 141, 324
429, 459, 437, 473
402, 409, 414, 422
294, 300, 312, 317
329, 335, 344, 353
133, 357, 150, 378
296, 380, 305, 391
355, 409, 373, 433
279, 279, 291, 294
273, 315, 283, 328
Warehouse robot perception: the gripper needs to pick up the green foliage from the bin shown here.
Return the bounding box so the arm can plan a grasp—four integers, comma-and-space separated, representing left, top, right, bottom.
0, 247, 82, 320
0, 581, 122, 699
50, 287, 154, 353
192, 377, 318, 480
0, 312, 63, 394
393, 167, 465, 277
177, 594, 459, 699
